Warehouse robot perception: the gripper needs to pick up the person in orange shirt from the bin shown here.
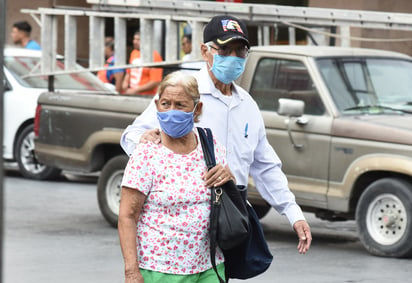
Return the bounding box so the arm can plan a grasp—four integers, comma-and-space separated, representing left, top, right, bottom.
123, 31, 163, 95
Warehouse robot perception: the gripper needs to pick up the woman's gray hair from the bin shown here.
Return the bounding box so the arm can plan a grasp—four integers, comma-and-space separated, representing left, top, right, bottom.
158, 71, 200, 104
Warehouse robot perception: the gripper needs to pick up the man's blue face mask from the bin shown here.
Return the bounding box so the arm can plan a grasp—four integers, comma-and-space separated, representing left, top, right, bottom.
209, 54, 246, 84
157, 104, 197, 138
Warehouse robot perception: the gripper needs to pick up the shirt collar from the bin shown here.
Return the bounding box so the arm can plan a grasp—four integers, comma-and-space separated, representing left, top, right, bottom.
194, 66, 245, 102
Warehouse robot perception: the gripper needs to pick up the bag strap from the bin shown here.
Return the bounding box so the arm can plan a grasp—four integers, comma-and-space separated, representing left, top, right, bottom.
197, 127, 226, 283
197, 127, 216, 168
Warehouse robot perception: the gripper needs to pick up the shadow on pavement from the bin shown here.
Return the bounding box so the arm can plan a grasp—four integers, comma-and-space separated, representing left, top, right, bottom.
3, 163, 98, 184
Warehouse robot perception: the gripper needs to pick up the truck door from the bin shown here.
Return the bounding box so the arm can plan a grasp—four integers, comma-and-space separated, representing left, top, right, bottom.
249, 57, 332, 208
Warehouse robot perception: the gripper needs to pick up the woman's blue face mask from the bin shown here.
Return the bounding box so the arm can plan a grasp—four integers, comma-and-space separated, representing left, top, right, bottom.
209, 54, 246, 84
157, 104, 197, 138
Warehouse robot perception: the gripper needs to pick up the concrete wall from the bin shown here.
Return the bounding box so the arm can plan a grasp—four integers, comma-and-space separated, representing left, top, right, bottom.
310, 0, 412, 55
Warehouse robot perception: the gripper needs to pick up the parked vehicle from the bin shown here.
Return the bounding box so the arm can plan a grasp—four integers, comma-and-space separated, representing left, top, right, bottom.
34, 45, 412, 258
2, 46, 113, 179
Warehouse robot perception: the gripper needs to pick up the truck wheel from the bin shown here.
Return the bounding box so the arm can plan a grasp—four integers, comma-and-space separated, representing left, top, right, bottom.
356, 178, 412, 258
97, 155, 128, 228
253, 204, 271, 219
15, 124, 61, 180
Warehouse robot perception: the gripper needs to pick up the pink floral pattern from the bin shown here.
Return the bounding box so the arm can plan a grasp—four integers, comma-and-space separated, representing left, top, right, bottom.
121, 130, 226, 274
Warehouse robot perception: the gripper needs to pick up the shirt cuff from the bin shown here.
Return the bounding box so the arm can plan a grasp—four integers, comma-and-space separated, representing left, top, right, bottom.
285, 204, 306, 227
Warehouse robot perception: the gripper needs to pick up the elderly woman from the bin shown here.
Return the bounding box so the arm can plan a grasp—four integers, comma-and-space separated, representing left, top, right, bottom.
118, 71, 233, 283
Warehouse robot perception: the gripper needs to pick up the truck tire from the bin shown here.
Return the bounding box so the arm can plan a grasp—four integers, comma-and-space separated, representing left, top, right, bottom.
97, 155, 128, 228
15, 124, 61, 180
356, 178, 412, 258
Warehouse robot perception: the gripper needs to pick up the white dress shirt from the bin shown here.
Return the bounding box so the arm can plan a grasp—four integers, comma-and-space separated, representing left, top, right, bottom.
120, 66, 305, 226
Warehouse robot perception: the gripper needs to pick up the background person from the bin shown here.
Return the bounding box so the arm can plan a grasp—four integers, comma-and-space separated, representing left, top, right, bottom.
120, 15, 312, 255
181, 34, 193, 61
180, 33, 206, 75
122, 31, 163, 95
10, 21, 41, 50
97, 39, 125, 93
118, 71, 233, 283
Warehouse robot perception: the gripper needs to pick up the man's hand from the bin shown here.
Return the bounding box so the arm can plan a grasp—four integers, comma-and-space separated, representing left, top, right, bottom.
139, 129, 161, 144
293, 220, 312, 254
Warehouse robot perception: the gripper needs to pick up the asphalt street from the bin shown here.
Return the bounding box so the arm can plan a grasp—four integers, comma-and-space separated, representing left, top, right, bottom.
3, 171, 411, 283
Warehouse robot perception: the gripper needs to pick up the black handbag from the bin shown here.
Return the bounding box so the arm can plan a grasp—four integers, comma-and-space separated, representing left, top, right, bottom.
197, 128, 250, 248
197, 127, 249, 283
197, 127, 273, 282
223, 200, 274, 279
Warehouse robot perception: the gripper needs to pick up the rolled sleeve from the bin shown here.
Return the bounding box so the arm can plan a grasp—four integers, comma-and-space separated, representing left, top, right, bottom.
120, 95, 159, 155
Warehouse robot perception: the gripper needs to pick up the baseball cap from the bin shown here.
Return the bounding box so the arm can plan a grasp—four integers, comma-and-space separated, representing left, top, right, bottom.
203, 15, 249, 48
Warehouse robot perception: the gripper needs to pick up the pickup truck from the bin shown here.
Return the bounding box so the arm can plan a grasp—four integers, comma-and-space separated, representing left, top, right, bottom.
34, 45, 412, 258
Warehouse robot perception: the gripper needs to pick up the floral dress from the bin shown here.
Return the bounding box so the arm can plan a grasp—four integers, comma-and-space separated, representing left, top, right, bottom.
121, 129, 226, 274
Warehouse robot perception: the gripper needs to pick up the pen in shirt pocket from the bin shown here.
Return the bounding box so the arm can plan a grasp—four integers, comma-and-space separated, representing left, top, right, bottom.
244, 123, 248, 138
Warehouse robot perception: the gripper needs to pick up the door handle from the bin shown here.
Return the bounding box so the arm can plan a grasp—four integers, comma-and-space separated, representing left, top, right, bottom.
296, 116, 309, 125
285, 116, 308, 150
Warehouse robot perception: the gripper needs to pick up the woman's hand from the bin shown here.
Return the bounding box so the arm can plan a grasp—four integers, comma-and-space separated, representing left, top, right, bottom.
125, 269, 144, 283
203, 164, 236, 188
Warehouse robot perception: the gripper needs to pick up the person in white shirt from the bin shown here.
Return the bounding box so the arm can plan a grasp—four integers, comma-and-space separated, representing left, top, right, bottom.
181, 34, 193, 61
120, 14, 312, 254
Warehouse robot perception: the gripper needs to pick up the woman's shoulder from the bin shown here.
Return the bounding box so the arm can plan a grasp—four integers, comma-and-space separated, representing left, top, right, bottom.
131, 142, 163, 158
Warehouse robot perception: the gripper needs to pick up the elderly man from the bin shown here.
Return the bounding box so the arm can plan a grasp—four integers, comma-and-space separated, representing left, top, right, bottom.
120, 14, 312, 253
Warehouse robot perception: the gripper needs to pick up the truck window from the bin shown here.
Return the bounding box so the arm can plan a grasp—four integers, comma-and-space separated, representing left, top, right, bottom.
4, 56, 109, 92
317, 58, 412, 114
250, 57, 324, 115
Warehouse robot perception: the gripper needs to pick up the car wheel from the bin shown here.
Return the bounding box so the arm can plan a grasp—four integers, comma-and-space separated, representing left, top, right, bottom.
15, 124, 61, 180
356, 178, 412, 258
97, 155, 128, 228
252, 204, 271, 219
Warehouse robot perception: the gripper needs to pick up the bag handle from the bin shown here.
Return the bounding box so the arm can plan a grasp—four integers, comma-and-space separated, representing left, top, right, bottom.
197, 127, 226, 283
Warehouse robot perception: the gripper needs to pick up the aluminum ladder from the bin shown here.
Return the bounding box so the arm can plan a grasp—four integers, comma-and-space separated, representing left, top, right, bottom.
22, 0, 412, 76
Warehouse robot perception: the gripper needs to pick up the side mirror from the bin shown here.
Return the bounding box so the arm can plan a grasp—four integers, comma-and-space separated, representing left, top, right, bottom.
278, 98, 304, 117
3, 78, 11, 91
278, 98, 307, 150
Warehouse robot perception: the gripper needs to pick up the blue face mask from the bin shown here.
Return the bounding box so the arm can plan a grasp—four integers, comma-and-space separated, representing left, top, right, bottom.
157, 104, 197, 138
210, 54, 246, 84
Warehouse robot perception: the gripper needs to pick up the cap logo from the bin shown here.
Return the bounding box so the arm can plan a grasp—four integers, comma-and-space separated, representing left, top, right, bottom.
221, 19, 244, 34
216, 37, 234, 45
